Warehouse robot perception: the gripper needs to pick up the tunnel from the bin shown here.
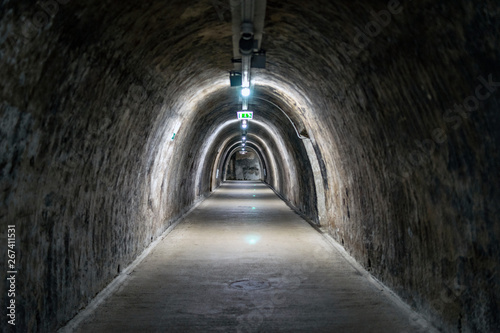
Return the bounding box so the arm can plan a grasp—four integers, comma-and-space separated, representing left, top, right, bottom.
1, 0, 499, 332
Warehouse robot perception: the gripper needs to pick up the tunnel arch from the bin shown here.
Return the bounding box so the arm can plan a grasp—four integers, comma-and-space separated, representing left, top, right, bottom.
223, 145, 264, 181
1, 0, 499, 332
215, 136, 275, 187
181, 93, 320, 221
221, 141, 269, 178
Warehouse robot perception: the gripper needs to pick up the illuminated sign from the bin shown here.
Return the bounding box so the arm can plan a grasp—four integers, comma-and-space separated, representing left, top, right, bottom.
237, 111, 253, 120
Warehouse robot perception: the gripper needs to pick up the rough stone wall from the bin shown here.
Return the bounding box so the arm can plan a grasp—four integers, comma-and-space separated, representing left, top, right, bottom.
0, 1, 236, 331
261, 0, 500, 331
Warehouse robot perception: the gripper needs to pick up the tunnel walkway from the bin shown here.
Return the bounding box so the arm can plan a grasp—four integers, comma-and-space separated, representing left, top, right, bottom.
71, 181, 428, 332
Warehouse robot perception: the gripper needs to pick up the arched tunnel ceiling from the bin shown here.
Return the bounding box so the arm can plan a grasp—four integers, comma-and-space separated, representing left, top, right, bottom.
1, 0, 499, 332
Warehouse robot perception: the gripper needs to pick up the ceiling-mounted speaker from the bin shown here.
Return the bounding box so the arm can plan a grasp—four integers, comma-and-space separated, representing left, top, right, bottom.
251, 50, 266, 69
229, 71, 242, 87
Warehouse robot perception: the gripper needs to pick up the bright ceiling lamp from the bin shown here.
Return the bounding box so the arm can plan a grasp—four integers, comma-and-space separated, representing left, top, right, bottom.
241, 119, 248, 129
241, 87, 251, 97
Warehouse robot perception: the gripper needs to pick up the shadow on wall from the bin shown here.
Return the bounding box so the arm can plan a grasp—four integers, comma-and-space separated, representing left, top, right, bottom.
226, 151, 262, 181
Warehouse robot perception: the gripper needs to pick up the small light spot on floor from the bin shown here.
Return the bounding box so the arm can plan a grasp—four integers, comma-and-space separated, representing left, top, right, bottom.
245, 234, 261, 245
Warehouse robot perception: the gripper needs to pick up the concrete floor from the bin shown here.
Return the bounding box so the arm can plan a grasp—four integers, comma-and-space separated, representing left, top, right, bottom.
71, 181, 432, 333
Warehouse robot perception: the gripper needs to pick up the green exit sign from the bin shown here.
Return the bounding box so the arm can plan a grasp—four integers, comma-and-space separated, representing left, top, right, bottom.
237, 111, 253, 119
